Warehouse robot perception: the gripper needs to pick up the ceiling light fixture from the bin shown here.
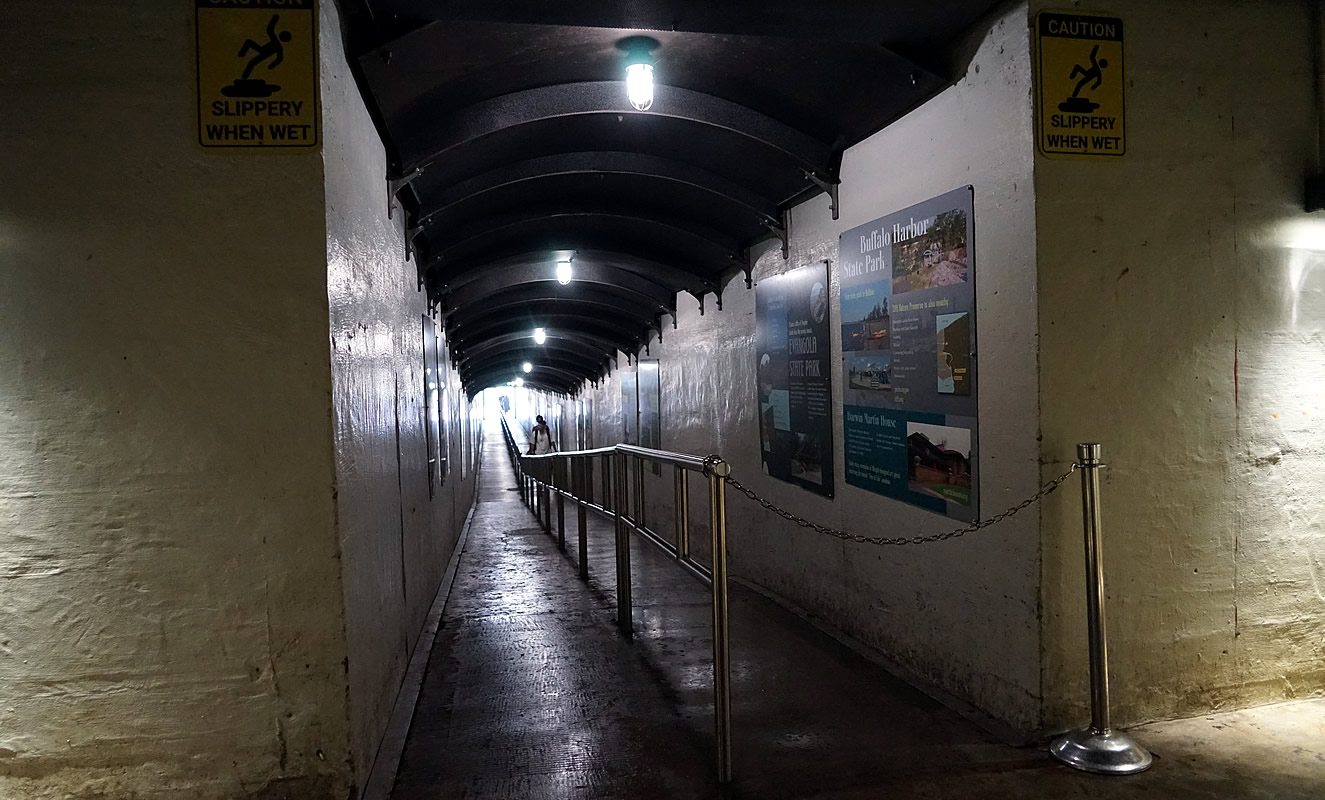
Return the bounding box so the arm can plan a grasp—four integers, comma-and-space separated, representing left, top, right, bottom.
533, 327, 547, 344
513, 377, 524, 387
555, 259, 573, 285
522, 362, 533, 373
618, 36, 659, 112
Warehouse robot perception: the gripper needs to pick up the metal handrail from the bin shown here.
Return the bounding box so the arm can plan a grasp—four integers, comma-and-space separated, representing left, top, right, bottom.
513, 443, 733, 784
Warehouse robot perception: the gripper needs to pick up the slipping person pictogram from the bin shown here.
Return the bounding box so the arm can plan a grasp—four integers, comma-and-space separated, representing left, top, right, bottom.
221, 14, 292, 98
1057, 44, 1108, 113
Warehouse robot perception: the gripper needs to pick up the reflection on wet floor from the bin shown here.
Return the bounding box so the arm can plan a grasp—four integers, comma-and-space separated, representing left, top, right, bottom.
390, 437, 1325, 799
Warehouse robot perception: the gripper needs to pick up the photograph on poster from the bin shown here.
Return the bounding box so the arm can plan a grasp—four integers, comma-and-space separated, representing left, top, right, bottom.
892, 209, 970, 294
906, 421, 972, 506
810, 281, 828, 323
936, 311, 972, 395
847, 352, 892, 391
792, 432, 826, 485
840, 284, 891, 353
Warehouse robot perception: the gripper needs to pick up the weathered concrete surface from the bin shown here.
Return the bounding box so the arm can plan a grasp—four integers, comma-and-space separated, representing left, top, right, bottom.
0, 2, 477, 795
392, 438, 1325, 799
321, 0, 479, 791
0, 2, 352, 797
1035, 0, 1325, 729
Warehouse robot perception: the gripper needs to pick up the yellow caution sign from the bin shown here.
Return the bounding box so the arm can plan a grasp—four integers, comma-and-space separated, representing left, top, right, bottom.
195, 0, 319, 150
1036, 10, 1125, 159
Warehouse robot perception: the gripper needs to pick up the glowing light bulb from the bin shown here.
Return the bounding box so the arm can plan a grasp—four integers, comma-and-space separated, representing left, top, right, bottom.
533, 327, 547, 344
556, 260, 573, 285
513, 377, 524, 387
522, 362, 533, 373
626, 62, 654, 111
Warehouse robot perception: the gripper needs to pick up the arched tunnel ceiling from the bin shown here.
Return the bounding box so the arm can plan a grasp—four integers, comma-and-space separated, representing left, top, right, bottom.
338, 0, 1003, 396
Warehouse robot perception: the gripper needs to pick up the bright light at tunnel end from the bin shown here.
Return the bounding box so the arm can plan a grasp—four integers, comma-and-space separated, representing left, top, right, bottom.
556, 260, 573, 285
522, 362, 533, 373
533, 327, 547, 344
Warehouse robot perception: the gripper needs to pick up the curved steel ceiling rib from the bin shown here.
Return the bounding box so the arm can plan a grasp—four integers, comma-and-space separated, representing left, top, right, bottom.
461, 353, 598, 380
454, 329, 628, 364
394, 81, 834, 181
448, 311, 649, 352
412, 151, 782, 231
458, 341, 609, 376
462, 355, 602, 385
425, 212, 744, 276
436, 259, 676, 314
428, 249, 718, 298
443, 284, 668, 331
422, 227, 744, 282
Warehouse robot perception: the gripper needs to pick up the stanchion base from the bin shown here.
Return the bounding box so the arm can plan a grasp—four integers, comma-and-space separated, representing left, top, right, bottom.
1049, 728, 1152, 775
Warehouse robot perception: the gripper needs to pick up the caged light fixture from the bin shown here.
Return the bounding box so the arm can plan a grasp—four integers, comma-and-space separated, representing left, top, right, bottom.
618, 36, 659, 112
555, 259, 573, 285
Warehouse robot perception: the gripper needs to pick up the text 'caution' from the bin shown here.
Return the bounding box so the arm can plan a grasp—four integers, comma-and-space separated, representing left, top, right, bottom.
1036, 11, 1125, 159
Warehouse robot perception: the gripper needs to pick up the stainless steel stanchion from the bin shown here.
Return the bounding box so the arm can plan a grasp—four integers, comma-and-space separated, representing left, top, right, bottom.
674, 465, 690, 560
1050, 443, 1151, 775
614, 452, 632, 636
586, 456, 595, 507
556, 460, 566, 551
576, 457, 589, 580
708, 460, 733, 783
635, 456, 646, 529
542, 482, 552, 534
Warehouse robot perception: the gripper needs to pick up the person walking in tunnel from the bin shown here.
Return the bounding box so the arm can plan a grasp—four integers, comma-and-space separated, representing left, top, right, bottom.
529, 415, 556, 455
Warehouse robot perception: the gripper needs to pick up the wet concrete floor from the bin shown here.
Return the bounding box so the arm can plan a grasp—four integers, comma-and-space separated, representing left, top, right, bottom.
390, 438, 1325, 799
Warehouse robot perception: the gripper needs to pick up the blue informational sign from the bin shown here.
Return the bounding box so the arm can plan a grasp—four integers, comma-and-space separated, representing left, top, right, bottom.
839, 187, 978, 520
755, 263, 835, 498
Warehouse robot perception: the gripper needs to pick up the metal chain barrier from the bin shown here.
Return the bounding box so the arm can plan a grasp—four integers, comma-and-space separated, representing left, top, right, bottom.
706, 455, 1079, 546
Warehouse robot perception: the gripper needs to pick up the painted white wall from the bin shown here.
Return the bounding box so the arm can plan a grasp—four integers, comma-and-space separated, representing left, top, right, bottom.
0, 3, 478, 796
1035, 0, 1325, 728
321, 0, 478, 789
585, 3, 1045, 731
0, 2, 352, 797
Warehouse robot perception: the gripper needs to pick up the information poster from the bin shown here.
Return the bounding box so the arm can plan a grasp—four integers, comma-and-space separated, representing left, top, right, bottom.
638, 361, 662, 474
755, 263, 835, 498
621, 369, 638, 445
839, 187, 978, 520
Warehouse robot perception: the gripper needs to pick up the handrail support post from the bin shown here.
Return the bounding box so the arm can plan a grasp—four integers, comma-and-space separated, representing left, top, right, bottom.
1049, 443, 1151, 775
614, 452, 632, 636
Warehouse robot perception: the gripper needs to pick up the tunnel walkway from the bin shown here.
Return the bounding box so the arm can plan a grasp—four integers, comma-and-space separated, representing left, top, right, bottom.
388, 435, 1325, 799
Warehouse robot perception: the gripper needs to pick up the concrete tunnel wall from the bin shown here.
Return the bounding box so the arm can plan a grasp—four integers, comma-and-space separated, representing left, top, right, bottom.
1034, 0, 1325, 729
561, 0, 1325, 736
322, 0, 479, 791
0, 2, 478, 797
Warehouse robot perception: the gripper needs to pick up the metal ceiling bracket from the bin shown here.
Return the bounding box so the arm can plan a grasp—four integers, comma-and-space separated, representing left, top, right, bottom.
803, 170, 841, 220
764, 213, 789, 260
